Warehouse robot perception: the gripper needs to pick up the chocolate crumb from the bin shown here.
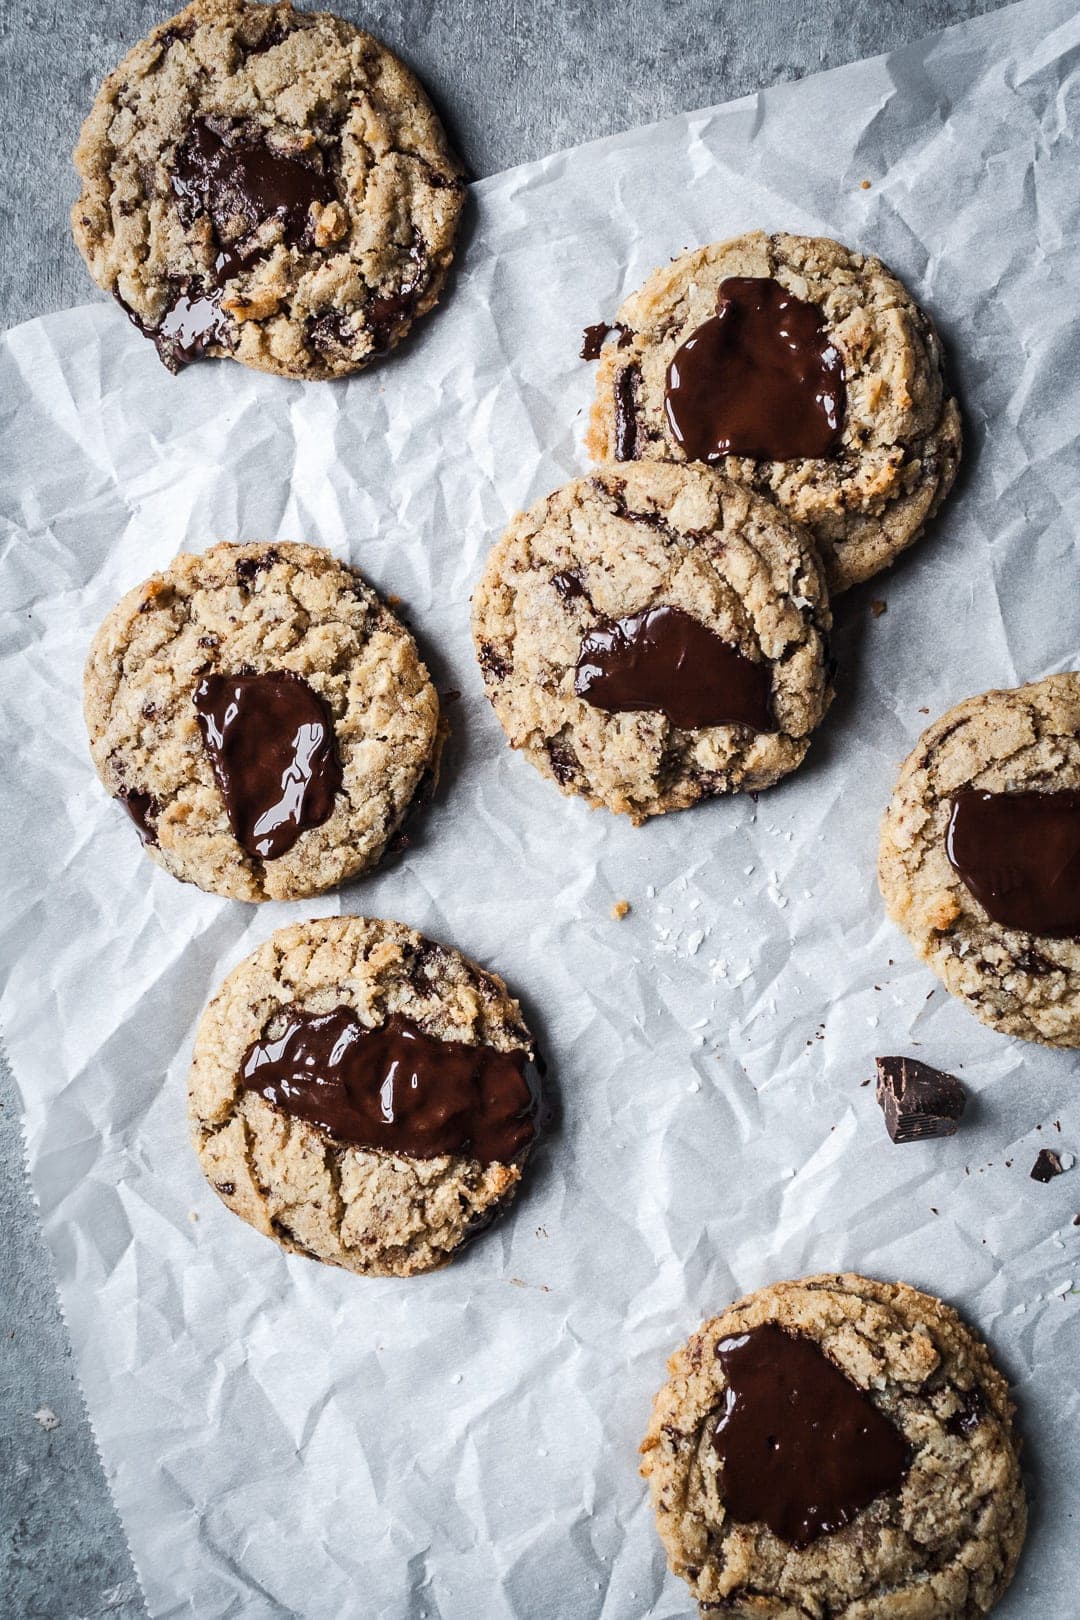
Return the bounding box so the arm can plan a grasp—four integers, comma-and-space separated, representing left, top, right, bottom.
875, 1055, 966, 1143
1031, 1148, 1065, 1183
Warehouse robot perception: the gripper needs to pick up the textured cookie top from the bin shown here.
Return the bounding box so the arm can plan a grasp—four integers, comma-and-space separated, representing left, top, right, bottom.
879, 673, 1080, 1046
641, 1273, 1025, 1620
83, 541, 441, 901
72, 0, 466, 378
585, 231, 961, 592
472, 462, 833, 821
189, 916, 539, 1277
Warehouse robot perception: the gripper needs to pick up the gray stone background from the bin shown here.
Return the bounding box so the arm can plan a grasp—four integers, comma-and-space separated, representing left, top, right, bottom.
0, 0, 1007, 1613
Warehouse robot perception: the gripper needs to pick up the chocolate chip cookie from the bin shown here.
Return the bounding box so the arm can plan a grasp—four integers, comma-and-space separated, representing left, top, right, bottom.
879, 673, 1080, 1045
84, 541, 442, 901
189, 916, 541, 1276
72, 0, 466, 377
472, 462, 833, 821
585, 231, 961, 593
641, 1273, 1025, 1619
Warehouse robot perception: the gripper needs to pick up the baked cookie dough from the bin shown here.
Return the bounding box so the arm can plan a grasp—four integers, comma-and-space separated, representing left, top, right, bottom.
585, 230, 962, 593
189, 916, 541, 1276
641, 1272, 1025, 1620
472, 462, 833, 821
72, 0, 466, 378
84, 541, 442, 901
879, 673, 1080, 1045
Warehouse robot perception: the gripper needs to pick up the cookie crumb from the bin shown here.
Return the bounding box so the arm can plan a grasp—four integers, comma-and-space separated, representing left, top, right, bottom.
33, 1407, 59, 1431
870, 599, 887, 618
860, 178, 872, 189
611, 899, 631, 920
188, 1210, 199, 1223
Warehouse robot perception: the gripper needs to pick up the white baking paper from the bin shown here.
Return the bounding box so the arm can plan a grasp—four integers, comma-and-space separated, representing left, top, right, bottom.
3, 0, 1080, 1612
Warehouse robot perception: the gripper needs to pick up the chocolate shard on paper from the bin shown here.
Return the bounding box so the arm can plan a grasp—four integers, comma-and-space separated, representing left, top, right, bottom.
875, 1056, 966, 1144
1030, 1148, 1065, 1183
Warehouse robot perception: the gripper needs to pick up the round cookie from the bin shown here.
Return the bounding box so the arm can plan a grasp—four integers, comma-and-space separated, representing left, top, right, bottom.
641, 1272, 1026, 1620
472, 462, 833, 822
879, 673, 1080, 1045
585, 230, 962, 593
84, 540, 442, 901
72, 0, 466, 378
188, 916, 541, 1276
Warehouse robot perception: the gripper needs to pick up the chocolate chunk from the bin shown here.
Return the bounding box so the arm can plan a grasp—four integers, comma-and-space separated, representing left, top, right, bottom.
235, 549, 279, 586
552, 570, 587, 604
613, 362, 641, 460
117, 787, 159, 847
945, 1389, 985, 1436
947, 789, 1080, 938
308, 310, 355, 355
580, 321, 632, 361
193, 671, 342, 860
1030, 1148, 1065, 1182
875, 1056, 967, 1144
712, 1323, 910, 1547
240, 1008, 539, 1165
580, 322, 610, 361
172, 118, 331, 250
478, 642, 511, 683
546, 739, 580, 785
664, 276, 845, 462
575, 605, 773, 732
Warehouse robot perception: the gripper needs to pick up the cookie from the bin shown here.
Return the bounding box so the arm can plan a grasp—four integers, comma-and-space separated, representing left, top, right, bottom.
641, 1272, 1025, 1619
72, 0, 466, 378
84, 541, 442, 901
585, 230, 962, 593
188, 916, 541, 1276
879, 673, 1080, 1045
471, 462, 833, 821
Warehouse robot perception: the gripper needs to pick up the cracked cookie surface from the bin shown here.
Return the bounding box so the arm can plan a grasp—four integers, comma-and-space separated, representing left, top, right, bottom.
641, 1272, 1025, 1620
879, 674, 1080, 1045
189, 916, 539, 1276
72, 0, 465, 378
472, 462, 833, 821
84, 540, 441, 901
585, 231, 961, 593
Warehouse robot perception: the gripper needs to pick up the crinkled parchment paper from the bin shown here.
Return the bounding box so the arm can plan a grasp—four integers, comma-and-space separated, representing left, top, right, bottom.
3, 0, 1080, 1612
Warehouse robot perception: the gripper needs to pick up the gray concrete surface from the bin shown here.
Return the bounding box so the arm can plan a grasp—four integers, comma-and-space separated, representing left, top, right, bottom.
0, 0, 1007, 1614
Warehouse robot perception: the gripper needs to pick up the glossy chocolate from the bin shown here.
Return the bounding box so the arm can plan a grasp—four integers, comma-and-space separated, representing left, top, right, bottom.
613, 362, 640, 460
946, 789, 1080, 937
172, 118, 331, 250
240, 1007, 538, 1164
712, 1324, 911, 1547
574, 605, 772, 731
118, 788, 159, 846
193, 671, 342, 861
664, 276, 845, 462
136, 119, 334, 368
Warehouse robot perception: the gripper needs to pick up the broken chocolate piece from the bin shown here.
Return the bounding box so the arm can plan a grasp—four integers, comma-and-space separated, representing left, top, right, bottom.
1030, 1148, 1064, 1183
875, 1056, 967, 1144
